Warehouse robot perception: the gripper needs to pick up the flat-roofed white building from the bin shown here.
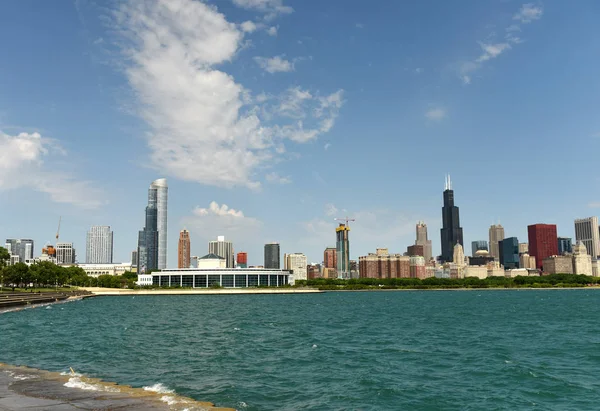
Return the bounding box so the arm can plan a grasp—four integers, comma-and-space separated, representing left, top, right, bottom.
152, 268, 291, 288
78, 263, 132, 277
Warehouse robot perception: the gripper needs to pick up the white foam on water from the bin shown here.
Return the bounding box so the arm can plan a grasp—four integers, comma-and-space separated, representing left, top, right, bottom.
45, 306, 52, 310
160, 395, 179, 405
6, 371, 32, 380
234, 327, 241, 331
239, 401, 248, 408
312, 344, 318, 348
143, 383, 175, 394
64, 376, 118, 392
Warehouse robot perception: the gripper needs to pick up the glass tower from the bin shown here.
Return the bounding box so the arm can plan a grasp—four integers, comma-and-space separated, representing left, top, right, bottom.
336, 224, 350, 278
440, 175, 464, 263
138, 185, 159, 273
150, 178, 168, 269
264, 243, 280, 269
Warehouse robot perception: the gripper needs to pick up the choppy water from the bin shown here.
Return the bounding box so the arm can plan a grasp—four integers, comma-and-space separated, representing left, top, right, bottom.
2, 290, 600, 410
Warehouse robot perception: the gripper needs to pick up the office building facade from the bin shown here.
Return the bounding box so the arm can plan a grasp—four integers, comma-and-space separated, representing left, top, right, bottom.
500, 237, 519, 269
264, 242, 280, 269
284, 253, 308, 281
5, 239, 34, 264
336, 224, 351, 278
324, 247, 337, 269
440, 175, 463, 263
489, 224, 505, 260
574, 217, 600, 259
236, 252, 248, 268
151, 178, 168, 269
557, 237, 573, 255
471, 240, 488, 257
137, 185, 159, 273
528, 224, 558, 271
178, 229, 191, 269
85, 226, 113, 264
415, 221, 433, 262
56, 242, 76, 265
209, 236, 234, 268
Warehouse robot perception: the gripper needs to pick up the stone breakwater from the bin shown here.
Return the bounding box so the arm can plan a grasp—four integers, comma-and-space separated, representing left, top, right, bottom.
0, 363, 235, 411
0, 291, 93, 310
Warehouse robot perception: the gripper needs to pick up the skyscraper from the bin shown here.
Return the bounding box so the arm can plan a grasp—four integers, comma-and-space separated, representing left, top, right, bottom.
574, 217, 600, 259
209, 236, 234, 268
528, 224, 558, 271
500, 237, 519, 269
336, 224, 350, 278
85, 226, 113, 264
137, 185, 159, 273
284, 253, 308, 281
178, 229, 190, 269
440, 175, 463, 263
415, 221, 432, 262
488, 224, 505, 260
471, 240, 488, 256
558, 237, 573, 255
324, 247, 337, 269
236, 252, 248, 268
150, 178, 168, 269
56, 242, 76, 265
264, 242, 281, 269
5, 239, 34, 263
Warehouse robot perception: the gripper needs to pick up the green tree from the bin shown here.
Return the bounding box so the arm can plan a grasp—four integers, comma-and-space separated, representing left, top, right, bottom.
0, 246, 10, 268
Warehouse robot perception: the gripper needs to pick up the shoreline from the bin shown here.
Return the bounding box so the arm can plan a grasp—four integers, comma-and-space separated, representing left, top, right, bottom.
81, 287, 323, 296
0, 363, 233, 410
322, 286, 600, 292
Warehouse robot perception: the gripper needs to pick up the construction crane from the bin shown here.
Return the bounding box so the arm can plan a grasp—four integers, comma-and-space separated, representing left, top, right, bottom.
334, 216, 355, 227
56, 216, 61, 242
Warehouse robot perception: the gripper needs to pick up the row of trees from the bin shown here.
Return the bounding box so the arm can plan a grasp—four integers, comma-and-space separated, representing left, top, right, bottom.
296, 274, 600, 290
0, 246, 138, 290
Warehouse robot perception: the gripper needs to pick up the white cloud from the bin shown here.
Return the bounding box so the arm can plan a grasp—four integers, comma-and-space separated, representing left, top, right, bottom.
513, 3, 543, 23
254, 55, 294, 73
355, 23, 364, 29
183, 201, 262, 246
266, 26, 278, 36
0, 130, 104, 208
414, 67, 423, 74
505, 24, 521, 32
324, 143, 331, 150
232, 0, 293, 20
425, 108, 446, 121
240, 20, 258, 33
461, 75, 471, 85
265, 172, 291, 184
476, 42, 511, 62
115, 0, 344, 189
324, 203, 338, 216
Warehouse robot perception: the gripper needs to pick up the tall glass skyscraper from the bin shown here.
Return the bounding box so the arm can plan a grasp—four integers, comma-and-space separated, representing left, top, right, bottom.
264, 242, 280, 269
336, 224, 350, 278
138, 182, 160, 273
150, 178, 168, 269
440, 175, 463, 263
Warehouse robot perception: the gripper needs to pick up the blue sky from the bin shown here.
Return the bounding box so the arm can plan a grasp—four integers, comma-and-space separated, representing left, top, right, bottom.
1, 0, 600, 266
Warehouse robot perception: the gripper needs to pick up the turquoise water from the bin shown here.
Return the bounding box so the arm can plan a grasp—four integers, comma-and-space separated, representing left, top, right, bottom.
2, 290, 600, 410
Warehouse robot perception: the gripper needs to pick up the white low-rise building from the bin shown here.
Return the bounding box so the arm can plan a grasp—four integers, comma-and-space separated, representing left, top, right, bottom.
136, 274, 153, 286
464, 266, 487, 279
77, 263, 133, 277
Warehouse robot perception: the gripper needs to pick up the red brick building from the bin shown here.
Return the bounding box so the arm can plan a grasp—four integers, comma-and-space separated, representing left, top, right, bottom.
527, 224, 558, 271
406, 244, 424, 257
236, 252, 248, 268
324, 247, 337, 269
359, 252, 410, 278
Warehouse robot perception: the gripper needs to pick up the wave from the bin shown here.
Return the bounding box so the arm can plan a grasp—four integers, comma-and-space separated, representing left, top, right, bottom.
0, 362, 235, 410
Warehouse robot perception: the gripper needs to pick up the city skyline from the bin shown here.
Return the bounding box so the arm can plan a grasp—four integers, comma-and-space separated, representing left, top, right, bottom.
1, 1, 600, 266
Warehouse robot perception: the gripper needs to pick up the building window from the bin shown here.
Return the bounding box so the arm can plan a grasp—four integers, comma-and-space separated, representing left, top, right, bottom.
269, 275, 278, 286
170, 275, 181, 287
195, 275, 207, 288
208, 275, 220, 287
259, 275, 268, 286
234, 275, 246, 288
248, 275, 258, 287
152, 276, 160, 286
222, 275, 234, 287
182, 275, 193, 287
160, 276, 169, 286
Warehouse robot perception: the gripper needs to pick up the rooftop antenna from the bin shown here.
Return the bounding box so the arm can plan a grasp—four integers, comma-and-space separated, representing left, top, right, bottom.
56, 216, 62, 242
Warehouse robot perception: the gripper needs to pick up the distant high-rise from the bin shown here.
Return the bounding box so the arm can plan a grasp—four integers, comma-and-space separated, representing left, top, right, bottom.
558, 237, 573, 255
440, 175, 463, 263
178, 229, 190, 268
471, 240, 488, 257
131, 250, 138, 268
5, 239, 34, 263
150, 178, 168, 269
236, 252, 248, 268
284, 253, 307, 281
85, 226, 113, 264
518, 243, 528, 254
324, 247, 337, 269
336, 224, 351, 278
528, 224, 558, 271
56, 242, 76, 265
209, 236, 234, 268
415, 221, 432, 262
137, 184, 159, 273
574, 217, 600, 259
264, 242, 281, 269
488, 224, 505, 260
500, 237, 519, 269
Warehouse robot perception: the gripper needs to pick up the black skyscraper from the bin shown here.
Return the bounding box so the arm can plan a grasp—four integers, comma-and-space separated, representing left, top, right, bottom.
440, 175, 464, 263
137, 186, 159, 273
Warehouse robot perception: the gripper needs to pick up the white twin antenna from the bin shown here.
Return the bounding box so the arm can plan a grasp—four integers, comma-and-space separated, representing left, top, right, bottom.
444, 174, 452, 190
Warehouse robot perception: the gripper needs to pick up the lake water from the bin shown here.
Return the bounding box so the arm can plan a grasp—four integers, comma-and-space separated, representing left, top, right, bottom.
2, 290, 600, 410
